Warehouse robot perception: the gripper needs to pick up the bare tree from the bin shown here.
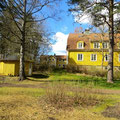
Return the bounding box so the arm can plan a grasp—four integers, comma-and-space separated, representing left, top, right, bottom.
2, 0, 61, 80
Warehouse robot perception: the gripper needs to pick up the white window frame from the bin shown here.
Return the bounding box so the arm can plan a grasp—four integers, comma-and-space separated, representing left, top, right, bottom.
118, 43, 120, 49
77, 54, 83, 61
93, 42, 100, 49
78, 42, 84, 49
102, 42, 108, 49
119, 54, 120, 62
104, 54, 109, 61
91, 54, 97, 61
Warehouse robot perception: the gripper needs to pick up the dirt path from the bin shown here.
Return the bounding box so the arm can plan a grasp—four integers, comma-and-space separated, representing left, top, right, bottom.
0, 83, 49, 88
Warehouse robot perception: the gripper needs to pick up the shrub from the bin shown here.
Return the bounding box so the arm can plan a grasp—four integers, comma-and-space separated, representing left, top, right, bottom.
66, 65, 107, 77
44, 84, 102, 109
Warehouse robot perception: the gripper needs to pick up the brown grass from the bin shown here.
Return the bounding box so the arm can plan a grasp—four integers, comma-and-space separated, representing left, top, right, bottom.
44, 84, 103, 109
102, 103, 120, 119
0, 95, 47, 120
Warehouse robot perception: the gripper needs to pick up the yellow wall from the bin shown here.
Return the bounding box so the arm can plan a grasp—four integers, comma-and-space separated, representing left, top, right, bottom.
68, 51, 120, 67
0, 62, 4, 74
0, 61, 33, 76
48, 56, 56, 66
56, 59, 66, 68
3, 62, 15, 75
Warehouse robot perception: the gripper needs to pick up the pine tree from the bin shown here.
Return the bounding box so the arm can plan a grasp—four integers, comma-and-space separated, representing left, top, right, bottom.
68, 0, 120, 83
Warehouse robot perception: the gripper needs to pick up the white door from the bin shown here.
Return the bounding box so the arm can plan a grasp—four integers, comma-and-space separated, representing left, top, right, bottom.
29, 63, 32, 76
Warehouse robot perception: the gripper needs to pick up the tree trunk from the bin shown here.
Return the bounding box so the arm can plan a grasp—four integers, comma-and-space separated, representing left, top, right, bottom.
107, 0, 114, 83
19, 0, 26, 81
19, 40, 25, 81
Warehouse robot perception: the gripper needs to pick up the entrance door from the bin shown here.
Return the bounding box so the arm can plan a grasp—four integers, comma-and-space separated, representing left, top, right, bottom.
29, 63, 32, 76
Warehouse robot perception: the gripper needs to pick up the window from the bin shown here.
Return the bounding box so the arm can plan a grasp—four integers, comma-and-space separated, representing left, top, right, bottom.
119, 54, 120, 62
78, 54, 83, 61
78, 42, 84, 49
91, 54, 97, 61
93, 42, 100, 49
63, 59, 66, 62
104, 54, 108, 61
118, 43, 120, 49
103, 42, 108, 49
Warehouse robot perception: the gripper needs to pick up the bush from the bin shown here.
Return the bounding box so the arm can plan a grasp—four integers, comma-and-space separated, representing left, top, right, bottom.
66, 65, 107, 77
44, 84, 102, 109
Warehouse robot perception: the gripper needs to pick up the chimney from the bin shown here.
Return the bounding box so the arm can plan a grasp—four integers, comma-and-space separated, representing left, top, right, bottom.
84, 28, 90, 34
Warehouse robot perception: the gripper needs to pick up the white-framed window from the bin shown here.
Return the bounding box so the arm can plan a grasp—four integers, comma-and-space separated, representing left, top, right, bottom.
78, 42, 84, 49
93, 42, 100, 49
91, 54, 97, 61
102, 42, 108, 49
77, 54, 83, 61
118, 43, 120, 49
104, 54, 109, 61
119, 54, 120, 62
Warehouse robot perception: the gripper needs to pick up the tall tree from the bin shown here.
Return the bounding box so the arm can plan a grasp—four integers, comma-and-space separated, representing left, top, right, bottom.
107, 0, 114, 83
68, 0, 120, 83
2, 0, 61, 81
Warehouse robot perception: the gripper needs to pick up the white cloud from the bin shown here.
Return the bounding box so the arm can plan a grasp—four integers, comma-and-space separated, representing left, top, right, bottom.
52, 32, 69, 55
73, 6, 120, 25
73, 12, 92, 24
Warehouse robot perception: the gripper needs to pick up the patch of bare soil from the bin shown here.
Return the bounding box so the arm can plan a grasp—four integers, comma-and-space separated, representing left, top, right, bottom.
0, 83, 49, 88
102, 103, 120, 119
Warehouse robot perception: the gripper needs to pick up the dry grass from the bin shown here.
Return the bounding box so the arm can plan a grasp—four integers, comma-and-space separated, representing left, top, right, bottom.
0, 95, 115, 120
1, 72, 120, 120
0, 95, 47, 120
44, 84, 104, 109
102, 103, 120, 119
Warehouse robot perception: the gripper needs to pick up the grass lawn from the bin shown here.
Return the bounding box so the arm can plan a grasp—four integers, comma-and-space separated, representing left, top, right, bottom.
0, 70, 120, 120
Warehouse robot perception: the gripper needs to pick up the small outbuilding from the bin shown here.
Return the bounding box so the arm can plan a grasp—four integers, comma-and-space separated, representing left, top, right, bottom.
0, 59, 33, 76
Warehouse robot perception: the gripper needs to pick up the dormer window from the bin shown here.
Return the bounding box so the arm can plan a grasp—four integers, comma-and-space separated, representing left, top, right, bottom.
93, 42, 100, 49
102, 42, 108, 49
77, 42, 84, 49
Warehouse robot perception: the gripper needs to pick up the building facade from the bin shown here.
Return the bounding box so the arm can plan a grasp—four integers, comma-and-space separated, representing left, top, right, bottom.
40, 55, 67, 68
67, 33, 120, 68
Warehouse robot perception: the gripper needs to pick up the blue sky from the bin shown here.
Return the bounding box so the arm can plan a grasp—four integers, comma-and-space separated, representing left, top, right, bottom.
47, 0, 120, 55
47, 0, 89, 55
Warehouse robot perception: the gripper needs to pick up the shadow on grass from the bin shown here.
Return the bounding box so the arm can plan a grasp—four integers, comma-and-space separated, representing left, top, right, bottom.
27, 74, 120, 89
31, 74, 49, 79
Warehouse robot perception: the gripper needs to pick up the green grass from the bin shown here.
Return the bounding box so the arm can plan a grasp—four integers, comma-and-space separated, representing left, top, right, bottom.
1, 70, 120, 120
27, 70, 120, 89
0, 87, 44, 97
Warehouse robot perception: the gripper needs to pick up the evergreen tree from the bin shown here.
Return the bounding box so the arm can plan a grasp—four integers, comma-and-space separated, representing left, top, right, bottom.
68, 0, 120, 83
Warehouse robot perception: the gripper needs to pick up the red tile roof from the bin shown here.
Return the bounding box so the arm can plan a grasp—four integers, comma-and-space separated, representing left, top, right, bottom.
67, 33, 120, 51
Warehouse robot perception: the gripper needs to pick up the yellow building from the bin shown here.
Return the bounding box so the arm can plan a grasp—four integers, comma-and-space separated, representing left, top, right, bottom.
0, 59, 33, 76
40, 55, 67, 68
40, 55, 56, 67
67, 33, 120, 68
56, 55, 67, 68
